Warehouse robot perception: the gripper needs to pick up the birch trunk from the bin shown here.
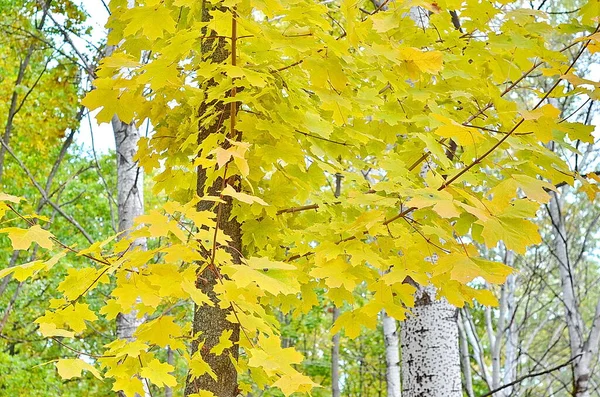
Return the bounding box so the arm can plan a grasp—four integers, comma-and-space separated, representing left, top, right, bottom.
457, 310, 474, 397
401, 286, 462, 397
501, 271, 518, 396
113, 117, 147, 338
112, 117, 150, 397
382, 310, 401, 397
548, 192, 597, 397
106, 2, 149, 390
332, 306, 341, 397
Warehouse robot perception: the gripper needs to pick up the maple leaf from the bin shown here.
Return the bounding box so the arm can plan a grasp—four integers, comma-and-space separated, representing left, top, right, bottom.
222, 185, 269, 206
210, 329, 234, 356
135, 316, 184, 349
432, 114, 484, 146
0, 192, 21, 203
0, 225, 54, 250
37, 323, 75, 338
112, 376, 146, 397
189, 350, 217, 381
398, 47, 443, 74
140, 359, 177, 388
273, 372, 319, 396
61, 303, 98, 333
406, 188, 461, 218
0, 260, 45, 282
122, 2, 177, 40
55, 358, 102, 380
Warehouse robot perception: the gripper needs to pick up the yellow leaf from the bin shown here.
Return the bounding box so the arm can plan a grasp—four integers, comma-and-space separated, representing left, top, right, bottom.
0, 260, 45, 282
398, 47, 443, 74
0, 193, 21, 203
135, 316, 184, 349
58, 267, 110, 301
406, 188, 461, 218
511, 174, 555, 203
61, 303, 98, 333
0, 225, 54, 250
210, 329, 234, 355
331, 310, 363, 339
122, 4, 177, 40
99, 300, 123, 320
432, 114, 484, 146
140, 359, 177, 388
189, 350, 217, 381
273, 371, 319, 396
222, 185, 268, 206
112, 376, 146, 397
55, 358, 102, 380
469, 288, 499, 306
37, 323, 75, 338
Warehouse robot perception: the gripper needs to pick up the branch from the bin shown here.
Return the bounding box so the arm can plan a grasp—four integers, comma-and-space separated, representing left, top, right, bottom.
439, 25, 598, 191
0, 137, 94, 243
477, 354, 581, 397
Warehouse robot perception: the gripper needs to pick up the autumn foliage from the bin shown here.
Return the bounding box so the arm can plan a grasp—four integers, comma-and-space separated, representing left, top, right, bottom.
1, 0, 599, 395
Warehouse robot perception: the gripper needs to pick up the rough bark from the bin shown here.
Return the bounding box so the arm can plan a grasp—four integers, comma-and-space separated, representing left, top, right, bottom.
383, 309, 401, 397
332, 306, 341, 397
185, 2, 241, 395
401, 286, 462, 397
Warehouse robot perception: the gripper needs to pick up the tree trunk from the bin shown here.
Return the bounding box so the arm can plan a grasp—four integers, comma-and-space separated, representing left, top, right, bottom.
457, 310, 474, 397
112, 116, 149, 397
332, 306, 341, 397
105, 0, 150, 391
382, 310, 401, 397
185, 2, 241, 395
501, 270, 518, 397
401, 286, 462, 397
548, 192, 591, 397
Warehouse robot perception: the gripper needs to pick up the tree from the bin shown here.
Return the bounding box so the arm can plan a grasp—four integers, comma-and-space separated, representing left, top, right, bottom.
382, 310, 401, 397
2, 0, 600, 396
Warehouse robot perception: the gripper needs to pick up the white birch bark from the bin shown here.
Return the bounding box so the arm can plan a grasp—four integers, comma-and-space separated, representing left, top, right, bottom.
401, 286, 462, 397
332, 306, 341, 397
106, 0, 148, 352
382, 310, 401, 397
501, 271, 518, 396
457, 310, 474, 397
112, 116, 150, 397
112, 117, 147, 340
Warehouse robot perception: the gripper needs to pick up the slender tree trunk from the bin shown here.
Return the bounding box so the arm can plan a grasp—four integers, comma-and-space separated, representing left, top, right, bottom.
165, 346, 174, 397
382, 310, 401, 397
112, 117, 147, 340
457, 310, 474, 397
401, 286, 462, 397
501, 269, 518, 397
548, 192, 597, 397
0, 1, 51, 182
332, 306, 341, 397
185, 2, 241, 395
112, 116, 149, 397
